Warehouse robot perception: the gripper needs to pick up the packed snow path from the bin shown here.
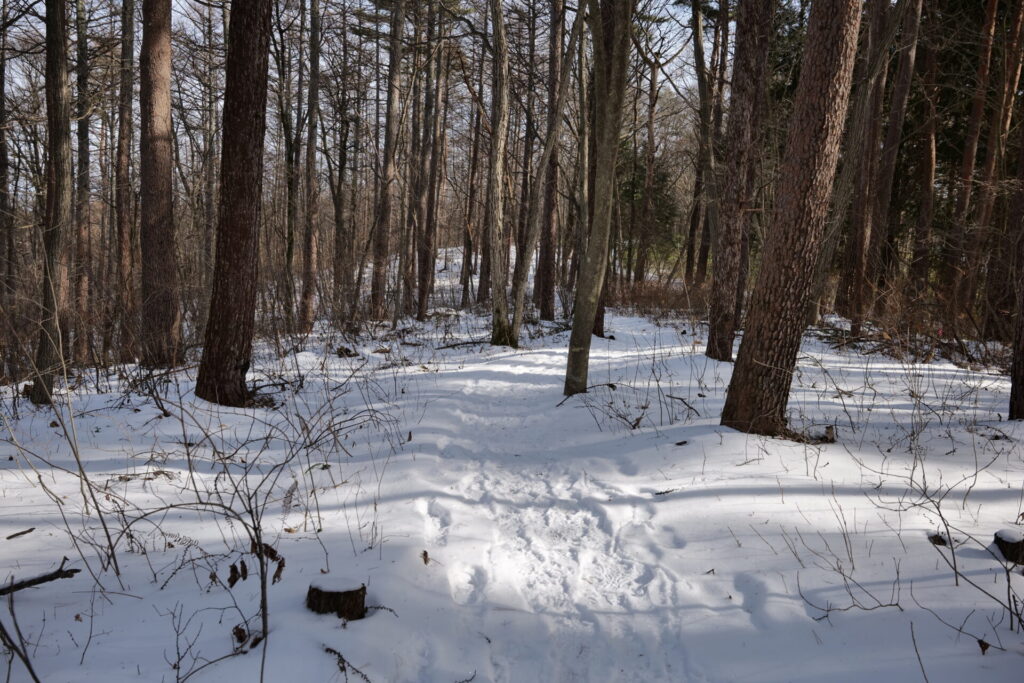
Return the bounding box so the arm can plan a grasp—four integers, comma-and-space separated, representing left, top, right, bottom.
2, 311, 1022, 682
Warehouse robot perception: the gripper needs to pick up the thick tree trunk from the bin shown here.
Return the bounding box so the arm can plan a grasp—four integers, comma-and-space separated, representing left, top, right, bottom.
370, 0, 404, 319
488, 0, 513, 346
564, 0, 635, 395
195, 0, 273, 406
29, 0, 73, 404
1010, 128, 1024, 419
139, 0, 181, 367
721, 0, 861, 436
707, 0, 772, 361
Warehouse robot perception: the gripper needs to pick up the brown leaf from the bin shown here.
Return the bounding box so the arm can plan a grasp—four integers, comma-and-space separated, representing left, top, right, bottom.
272, 558, 286, 584
421, 550, 429, 565
232, 624, 247, 645
978, 639, 990, 655
240, 559, 248, 581
927, 533, 947, 546
228, 563, 240, 588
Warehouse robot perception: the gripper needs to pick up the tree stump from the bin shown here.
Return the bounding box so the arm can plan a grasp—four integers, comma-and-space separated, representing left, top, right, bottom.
994, 529, 1024, 564
306, 579, 367, 620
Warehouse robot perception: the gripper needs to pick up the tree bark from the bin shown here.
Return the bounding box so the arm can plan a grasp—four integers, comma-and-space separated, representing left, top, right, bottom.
1010, 125, 1024, 419
536, 0, 563, 321
369, 0, 404, 319
115, 0, 135, 361
488, 0, 513, 346
721, 0, 861, 436
297, 0, 321, 334
72, 0, 90, 364
195, 0, 273, 406
139, 0, 181, 367
707, 0, 772, 361
564, 0, 635, 395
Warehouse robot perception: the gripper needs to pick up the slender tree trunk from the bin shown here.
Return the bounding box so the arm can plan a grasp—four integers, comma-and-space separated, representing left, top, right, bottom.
370, 0, 404, 319
707, 0, 772, 361
908, 36, 937, 302
0, 0, 12, 377
945, 0, 998, 316
139, 0, 180, 366
537, 0, 563, 321
420, 24, 448, 321
510, 8, 583, 343
72, 0, 90, 364
297, 0, 321, 333
721, 0, 861, 436
195, 0, 273, 406
867, 0, 923, 311
29, 0, 74, 404
564, 0, 635, 395
115, 0, 135, 360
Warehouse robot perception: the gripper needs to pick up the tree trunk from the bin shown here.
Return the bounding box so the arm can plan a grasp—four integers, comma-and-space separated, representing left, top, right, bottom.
908, 36, 937, 302
488, 0, 513, 347
195, 0, 273, 406
370, 0, 404, 319
72, 0, 90, 364
297, 0, 321, 334
707, 0, 772, 361
29, 0, 73, 404
721, 0, 861, 436
868, 0, 923, 312
564, 0, 635, 395
115, 0, 135, 361
536, 0, 563, 321
139, 0, 180, 367
1010, 126, 1024, 419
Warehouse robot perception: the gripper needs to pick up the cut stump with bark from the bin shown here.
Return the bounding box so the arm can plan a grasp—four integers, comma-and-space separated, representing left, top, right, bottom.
306, 580, 367, 621
994, 528, 1024, 564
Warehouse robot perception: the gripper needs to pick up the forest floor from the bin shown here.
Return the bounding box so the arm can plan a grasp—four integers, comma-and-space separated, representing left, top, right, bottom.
2, 271, 1023, 681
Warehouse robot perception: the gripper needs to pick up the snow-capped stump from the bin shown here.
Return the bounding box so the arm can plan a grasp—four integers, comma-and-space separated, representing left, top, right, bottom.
994, 528, 1024, 564
306, 579, 367, 621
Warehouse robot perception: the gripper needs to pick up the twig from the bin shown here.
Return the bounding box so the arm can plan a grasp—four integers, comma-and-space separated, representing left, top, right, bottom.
0, 558, 81, 597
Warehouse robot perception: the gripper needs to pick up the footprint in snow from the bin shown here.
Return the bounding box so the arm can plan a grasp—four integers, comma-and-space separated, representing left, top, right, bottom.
421, 498, 452, 546
448, 563, 487, 605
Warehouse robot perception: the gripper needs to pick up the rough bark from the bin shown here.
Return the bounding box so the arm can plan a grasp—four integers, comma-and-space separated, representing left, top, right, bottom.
115, 0, 135, 360
564, 0, 635, 395
706, 0, 773, 362
488, 0, 513, 347
908, 37, 937, 301
72, 0, 90, 364
139, 0, 181, 367
721, 0, 861, 436
195, 0, 273, 406
1011, 132, 1024, 420
29, 0, 73, 404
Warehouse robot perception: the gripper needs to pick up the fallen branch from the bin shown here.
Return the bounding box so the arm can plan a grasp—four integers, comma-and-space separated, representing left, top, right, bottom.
0, 558, 81, 597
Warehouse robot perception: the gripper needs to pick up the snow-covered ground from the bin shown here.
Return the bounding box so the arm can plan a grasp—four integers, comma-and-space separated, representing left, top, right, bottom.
2, 287, 1023, 681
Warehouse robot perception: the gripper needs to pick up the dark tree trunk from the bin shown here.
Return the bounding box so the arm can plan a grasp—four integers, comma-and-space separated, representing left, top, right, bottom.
721, 0, 861, 436
707, 0, 773, 361
29, 0, 74, 404
115, 0, 135, 361
1010, 130, 1024, 419
73, 0, 90, 364
488, 0, 513, 347
195, 0, 273, 406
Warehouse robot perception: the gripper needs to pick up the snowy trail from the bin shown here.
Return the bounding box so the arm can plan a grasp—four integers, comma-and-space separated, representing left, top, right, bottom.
2, 311, 1023, 682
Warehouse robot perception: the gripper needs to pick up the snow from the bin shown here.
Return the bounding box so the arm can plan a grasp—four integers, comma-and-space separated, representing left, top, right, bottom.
2, 268, 1023, 681
996, 528, 1024, 544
